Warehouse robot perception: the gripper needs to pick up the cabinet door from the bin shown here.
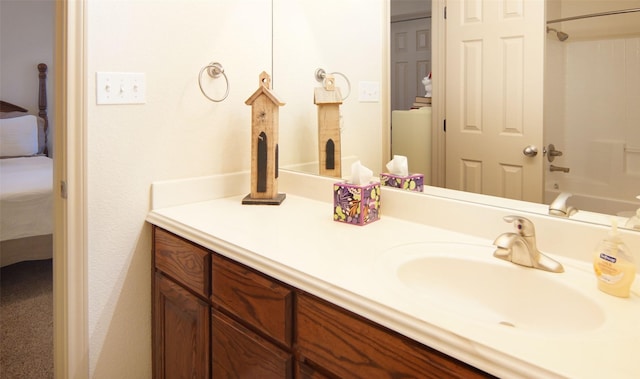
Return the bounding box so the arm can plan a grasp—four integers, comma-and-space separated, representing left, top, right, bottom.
153, 273, 210, 379
297, 293, 493, 379
212, 309, 293, 378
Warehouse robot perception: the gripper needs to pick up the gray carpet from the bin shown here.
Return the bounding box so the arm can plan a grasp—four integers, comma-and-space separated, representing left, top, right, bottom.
0, 259, 53, 378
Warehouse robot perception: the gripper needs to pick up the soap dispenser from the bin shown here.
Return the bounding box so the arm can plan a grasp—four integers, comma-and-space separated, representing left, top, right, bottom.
593, 219, 636, 298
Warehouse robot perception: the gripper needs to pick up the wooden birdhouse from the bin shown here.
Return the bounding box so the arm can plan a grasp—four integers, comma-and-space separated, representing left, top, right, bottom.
243, 71, 286, 205
314, 74, 343, 178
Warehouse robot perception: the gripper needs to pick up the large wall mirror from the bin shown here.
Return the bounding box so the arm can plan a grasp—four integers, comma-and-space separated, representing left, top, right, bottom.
272, 0, 387, 175
273, 0, 640, 230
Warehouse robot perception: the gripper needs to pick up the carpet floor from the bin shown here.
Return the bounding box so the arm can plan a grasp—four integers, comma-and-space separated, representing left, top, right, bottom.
0, 259, 53, 378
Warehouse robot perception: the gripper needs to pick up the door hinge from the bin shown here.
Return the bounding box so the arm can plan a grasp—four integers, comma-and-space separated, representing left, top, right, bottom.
60, 180, 68, 199
443, 119, 447, 132
444, 6, 447, 19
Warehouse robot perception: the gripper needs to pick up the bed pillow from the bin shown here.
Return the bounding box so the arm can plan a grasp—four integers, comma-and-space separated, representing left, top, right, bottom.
0, 115, 39, 157
0, 111, 27, 119
0, 112, 46, 155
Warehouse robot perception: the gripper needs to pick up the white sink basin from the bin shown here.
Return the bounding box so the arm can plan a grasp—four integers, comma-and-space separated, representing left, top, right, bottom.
379, 242, 605, 334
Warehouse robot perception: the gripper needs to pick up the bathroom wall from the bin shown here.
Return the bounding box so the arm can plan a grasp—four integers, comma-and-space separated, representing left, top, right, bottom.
84, 0, 385, 377
273, 0, 386, 173
86, 1, 271, 377
544, 1, 640, 214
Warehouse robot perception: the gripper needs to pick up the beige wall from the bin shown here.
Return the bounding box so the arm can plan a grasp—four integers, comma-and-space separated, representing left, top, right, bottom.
86, 1, 271, 377
273, 0, 386, 173
544, 0, 640, 209
84, 0, 384, 377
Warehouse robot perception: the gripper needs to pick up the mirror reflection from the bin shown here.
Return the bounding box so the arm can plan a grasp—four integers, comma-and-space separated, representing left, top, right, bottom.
543, 1, 640, 219
274, 0, 640, 229
272, 0, 386, 175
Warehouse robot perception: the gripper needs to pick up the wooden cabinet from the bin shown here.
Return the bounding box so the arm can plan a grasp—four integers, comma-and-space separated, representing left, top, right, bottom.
296, 292, 493, 379
153, 272, 210, 379
154, 228, 211, 298
152, 227, 293, 378
212, 309, 293, 378
152, 226, 493, 378
212, 253, 293, 348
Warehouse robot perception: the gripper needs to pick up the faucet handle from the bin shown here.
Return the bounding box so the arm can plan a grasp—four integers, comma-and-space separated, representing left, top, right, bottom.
503, 215, 536, 237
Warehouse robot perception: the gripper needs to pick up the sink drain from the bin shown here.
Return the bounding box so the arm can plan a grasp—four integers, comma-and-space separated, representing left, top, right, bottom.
498, 321, 516, 328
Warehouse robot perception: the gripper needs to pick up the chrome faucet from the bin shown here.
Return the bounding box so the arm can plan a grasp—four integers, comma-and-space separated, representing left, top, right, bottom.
493, 216, 564, 273
549, 192, 578, 217
549, 164, 570, 173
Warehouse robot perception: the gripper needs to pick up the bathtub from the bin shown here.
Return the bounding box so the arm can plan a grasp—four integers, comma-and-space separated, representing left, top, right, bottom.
545, 188, 639, 217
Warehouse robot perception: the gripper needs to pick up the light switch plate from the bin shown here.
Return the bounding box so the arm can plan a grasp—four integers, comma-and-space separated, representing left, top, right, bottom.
96, 72, 146, 105
358, 81, 380, 102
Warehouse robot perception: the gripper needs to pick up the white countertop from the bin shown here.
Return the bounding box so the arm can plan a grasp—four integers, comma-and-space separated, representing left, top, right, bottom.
147, 170, 640, 379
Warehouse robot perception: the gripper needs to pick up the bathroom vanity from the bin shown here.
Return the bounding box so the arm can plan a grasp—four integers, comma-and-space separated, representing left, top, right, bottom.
147, 170, 640, 379
152, 226, 490, 378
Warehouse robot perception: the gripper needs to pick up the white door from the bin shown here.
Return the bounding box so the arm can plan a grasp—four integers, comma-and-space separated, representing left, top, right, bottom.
390, 17, 431, 111
445, 0, 545, 202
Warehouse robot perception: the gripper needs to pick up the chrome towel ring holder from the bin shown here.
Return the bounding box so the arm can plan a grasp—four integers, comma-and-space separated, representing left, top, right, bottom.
198, 62, 229, 102
314, 68, 351, 100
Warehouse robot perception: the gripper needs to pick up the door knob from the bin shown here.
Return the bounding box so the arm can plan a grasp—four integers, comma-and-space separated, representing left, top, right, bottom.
523, 145, 538, 157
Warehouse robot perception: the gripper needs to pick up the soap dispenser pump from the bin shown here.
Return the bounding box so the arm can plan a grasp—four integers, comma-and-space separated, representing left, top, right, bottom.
593, 219, 636, 298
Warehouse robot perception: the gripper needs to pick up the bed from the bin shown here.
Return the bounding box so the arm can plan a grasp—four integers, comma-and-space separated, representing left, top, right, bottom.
0, 63, 53, 267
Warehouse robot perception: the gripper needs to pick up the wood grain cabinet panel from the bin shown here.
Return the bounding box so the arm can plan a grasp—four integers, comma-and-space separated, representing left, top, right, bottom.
212, 309, 293, 378
212, 253, 293, 347
296, 293, 494, 379
154, 228, 211, 298
153, 272, 210, 379
296, 361, 335, 379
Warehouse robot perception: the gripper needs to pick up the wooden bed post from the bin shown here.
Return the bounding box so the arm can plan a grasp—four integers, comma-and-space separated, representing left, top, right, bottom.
38, 63, 49, 156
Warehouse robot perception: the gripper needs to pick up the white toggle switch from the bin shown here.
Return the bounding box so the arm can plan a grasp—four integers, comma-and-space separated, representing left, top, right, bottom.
358, 81, 380, 102
96, 72, 146, 105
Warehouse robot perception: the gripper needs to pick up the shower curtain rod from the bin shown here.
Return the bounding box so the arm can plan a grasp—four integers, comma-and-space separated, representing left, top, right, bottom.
547, 7, 640, 24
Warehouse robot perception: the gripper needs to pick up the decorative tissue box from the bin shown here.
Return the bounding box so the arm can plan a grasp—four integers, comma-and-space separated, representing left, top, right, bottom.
333, 181, 381, 225
380, 173, 424, 192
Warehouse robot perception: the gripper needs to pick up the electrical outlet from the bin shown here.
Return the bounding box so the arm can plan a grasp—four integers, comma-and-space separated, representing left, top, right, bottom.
96, 72, 146, 105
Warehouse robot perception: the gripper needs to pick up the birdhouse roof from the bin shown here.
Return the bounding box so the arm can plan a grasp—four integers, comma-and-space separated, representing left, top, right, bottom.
245, 85, 285, 106
314, 87, 343, 105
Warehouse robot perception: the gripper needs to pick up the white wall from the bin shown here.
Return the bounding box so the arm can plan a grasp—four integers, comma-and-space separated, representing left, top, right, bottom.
0, 0, 55, 155
85, 0, 385, 376
273, 0, 385, 175
556, 37, 640, 201
544, 1, 640, 212
86, 1, 271, 377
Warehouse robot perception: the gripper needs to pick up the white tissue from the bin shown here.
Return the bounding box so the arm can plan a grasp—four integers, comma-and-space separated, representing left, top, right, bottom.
350, 161, 373, 185
385, 155, 409, 176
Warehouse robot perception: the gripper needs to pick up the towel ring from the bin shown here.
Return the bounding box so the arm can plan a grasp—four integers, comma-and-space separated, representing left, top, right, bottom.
198, 62, 230, 102
314, 68, 351, 100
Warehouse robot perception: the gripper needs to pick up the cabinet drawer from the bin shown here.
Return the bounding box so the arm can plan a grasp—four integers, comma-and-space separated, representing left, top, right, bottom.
212, 309, 293, 378
212, 253, 293, 347
154, 228, 211, 298
296, 293, 493, 379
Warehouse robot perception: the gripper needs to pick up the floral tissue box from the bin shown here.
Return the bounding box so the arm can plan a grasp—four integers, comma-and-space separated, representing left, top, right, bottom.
333, 181, 381, 225
380, 173, 424, 192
